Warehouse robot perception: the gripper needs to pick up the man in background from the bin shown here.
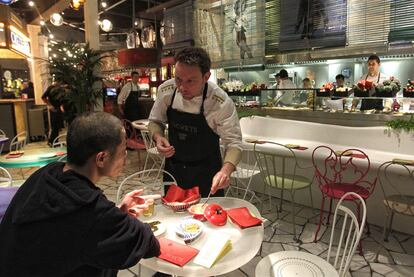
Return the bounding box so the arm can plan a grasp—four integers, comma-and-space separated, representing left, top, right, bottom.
118, 71, 141, 121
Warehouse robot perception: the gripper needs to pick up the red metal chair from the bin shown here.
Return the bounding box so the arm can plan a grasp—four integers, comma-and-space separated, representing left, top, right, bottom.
312, 146, 377, 252
122, 119, 146, 169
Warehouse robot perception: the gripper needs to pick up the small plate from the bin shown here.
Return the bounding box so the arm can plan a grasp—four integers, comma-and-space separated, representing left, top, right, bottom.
175, 217, 204, 243
145, 220, 166, 237
285, 144, 300, 149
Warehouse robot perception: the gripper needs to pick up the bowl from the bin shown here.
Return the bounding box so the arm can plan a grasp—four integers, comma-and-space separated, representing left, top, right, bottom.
187, 203, 207, 220
162, 197, 201, 212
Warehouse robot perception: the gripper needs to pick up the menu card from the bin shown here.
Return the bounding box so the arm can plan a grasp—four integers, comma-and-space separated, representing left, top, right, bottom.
193, 233, 232, 268
227, 207, 263, 229
158, 237, 199, 267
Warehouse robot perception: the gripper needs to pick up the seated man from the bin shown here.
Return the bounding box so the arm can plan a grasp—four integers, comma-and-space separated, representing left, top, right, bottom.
0, 112, 160, 277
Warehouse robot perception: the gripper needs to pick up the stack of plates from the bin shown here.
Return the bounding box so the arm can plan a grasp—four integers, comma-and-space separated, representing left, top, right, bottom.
175, 217, 204, 244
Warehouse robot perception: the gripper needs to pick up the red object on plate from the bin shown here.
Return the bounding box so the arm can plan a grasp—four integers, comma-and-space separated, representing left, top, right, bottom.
204, 203, 228, 226
161, 185, 200, 203
227, 207, 262, 229
158, 237, 199, 267
55, 152, 66, 157
5, 152, 24, 159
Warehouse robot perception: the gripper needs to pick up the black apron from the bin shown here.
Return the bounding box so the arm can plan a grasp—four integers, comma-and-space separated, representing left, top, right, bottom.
360, 73, 383, 111
164, 84, 223, 197
124, 83, 141, 121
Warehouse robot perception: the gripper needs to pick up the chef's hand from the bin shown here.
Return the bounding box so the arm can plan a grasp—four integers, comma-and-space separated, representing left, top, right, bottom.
211, 162, 235, 195
154, 134, 175, 158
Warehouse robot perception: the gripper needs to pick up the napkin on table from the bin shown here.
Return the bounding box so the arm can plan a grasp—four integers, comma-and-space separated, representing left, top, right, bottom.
157, 237, 199, 267
227, 207, 262, 229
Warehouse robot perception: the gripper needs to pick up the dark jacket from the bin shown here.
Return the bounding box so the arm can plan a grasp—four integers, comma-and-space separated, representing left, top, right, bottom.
0, 162, 160, 277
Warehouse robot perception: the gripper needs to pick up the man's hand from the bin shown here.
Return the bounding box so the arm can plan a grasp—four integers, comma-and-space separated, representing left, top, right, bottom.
154, 134, 175, 158
211, 162, 235, 195
118, 189, 161, 217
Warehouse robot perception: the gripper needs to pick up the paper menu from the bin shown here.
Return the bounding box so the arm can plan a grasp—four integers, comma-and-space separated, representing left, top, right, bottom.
193, 233, 232, 268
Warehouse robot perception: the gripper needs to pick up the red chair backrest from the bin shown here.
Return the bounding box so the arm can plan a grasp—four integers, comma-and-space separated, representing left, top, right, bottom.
312, 145, 375, 191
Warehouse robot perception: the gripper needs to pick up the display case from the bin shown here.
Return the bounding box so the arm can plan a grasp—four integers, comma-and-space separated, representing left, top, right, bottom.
227, 88, 414, 126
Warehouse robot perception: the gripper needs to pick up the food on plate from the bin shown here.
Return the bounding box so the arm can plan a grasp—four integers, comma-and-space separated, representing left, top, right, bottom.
183, 223, 201, 234
204, 203, 228, 226
148, 220, 161, 232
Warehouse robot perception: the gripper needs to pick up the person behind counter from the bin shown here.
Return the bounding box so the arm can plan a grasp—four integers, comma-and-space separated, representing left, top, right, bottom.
0, 112, 160, 277
118, 71, 141, 122
358, 54, 389, 111
274, 69, 296, 106
335, 74, 345, 88
20, 81, 34, 99
148, 47, 243, 197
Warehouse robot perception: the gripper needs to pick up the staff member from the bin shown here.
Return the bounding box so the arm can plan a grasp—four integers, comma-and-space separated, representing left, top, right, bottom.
118, 71, 141, 121
358, 55, 389, 111
148, 47, 242, 197
42, 81, 64, 146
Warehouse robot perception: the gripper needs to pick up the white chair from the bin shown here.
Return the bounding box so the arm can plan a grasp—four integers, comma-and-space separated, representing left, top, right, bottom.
0, 129, 6, 153
116, 168, 177, 204
140, 129, 165, 171
0, 166, 12, 187
255, 192, 367, 277
225, 146, 262, 205
52, 133, 67, 148
9, 131, 27, 152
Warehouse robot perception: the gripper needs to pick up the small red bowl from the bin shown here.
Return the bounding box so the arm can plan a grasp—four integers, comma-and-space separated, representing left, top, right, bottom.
187, 203, 207, 221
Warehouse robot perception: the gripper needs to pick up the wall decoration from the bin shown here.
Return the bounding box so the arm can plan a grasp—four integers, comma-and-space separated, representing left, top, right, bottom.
194, 0, 265, 67
279, 0, 347, 51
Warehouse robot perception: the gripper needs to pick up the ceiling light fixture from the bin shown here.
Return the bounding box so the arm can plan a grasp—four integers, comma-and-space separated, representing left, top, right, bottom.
50, 13, 63, 26
40, 20, 45, 26
49, 34, 54, 39
100, 19, 113, 32
28, 1, 35, 7
70, 0, 85, 11
101, 1, 107, 8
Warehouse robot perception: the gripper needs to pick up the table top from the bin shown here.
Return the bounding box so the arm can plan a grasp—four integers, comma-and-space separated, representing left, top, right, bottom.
140, 197, 264, 277
0, 147, 66, 168
255, 251, 339, 277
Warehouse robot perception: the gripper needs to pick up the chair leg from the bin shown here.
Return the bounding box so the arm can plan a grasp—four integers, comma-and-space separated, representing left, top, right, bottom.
363, 199, 371, 235
279, 187, 284, 213
290, 191, 299, 242
308, 186, 314, 210
356, 201, 364, 255
314, 195, 326, 242
385, 211, 395, 242
326, 197, 333, 226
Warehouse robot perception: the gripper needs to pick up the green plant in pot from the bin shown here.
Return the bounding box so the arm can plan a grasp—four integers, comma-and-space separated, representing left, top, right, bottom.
46, 41, 108, 123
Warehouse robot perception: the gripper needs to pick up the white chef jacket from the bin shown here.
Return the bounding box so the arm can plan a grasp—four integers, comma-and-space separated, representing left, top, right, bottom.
149, 79, 242, 151
117, 82, 140, 105
275, 78, 296, 105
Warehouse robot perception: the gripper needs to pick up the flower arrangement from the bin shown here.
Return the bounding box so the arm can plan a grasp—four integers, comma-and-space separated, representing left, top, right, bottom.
403, 79, 414, 98
222, 80, 244, 92
353, 80, 374, 97
375, 76, 401, 97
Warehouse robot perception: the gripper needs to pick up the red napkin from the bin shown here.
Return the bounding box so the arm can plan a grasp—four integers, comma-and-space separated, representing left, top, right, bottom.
162, 185, 200, 203
56, 151, 66, 157
158, 237, 199, 267
5, 152, 24, 159
351, 154, 367, 159
227, 207, 262, 229
292, 146, 308, 151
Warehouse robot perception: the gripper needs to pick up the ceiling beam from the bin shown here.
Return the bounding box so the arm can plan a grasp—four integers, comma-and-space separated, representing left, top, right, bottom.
30, 0, 71, 25
145, 0, 188, 14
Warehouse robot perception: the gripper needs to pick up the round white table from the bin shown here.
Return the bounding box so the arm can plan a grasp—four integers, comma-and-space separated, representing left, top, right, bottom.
0, 147, 66, 168
255, 251, 339, 277
140, 197, 264, 277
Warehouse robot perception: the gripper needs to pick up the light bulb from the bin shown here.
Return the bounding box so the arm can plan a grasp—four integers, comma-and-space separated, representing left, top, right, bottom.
50, 13, 63, 26
49, 34, 54, 39
100, 19, 113, 32
28, 1, 35, 7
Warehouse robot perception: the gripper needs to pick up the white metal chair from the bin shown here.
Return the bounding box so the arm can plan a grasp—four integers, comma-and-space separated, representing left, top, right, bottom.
9, 131, 27, 152
52, 133, 67, 148
0, 129, 6, 154
0, 166, 12, 187
116, 168, 177, 204
255, 192, 367, 277
225, 146, 262, 205
254, 141, 314, 241
140, 129, 165, 171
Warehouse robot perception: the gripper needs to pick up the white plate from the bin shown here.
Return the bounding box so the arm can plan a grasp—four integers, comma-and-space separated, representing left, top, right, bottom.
175, 217, 204, 243
145, 220, 166, 237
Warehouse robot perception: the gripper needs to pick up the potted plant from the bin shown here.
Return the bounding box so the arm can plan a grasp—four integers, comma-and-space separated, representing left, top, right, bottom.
46, 41, 108, 123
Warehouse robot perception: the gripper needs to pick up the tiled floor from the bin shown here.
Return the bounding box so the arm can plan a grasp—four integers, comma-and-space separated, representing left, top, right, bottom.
6, 142, 414, 277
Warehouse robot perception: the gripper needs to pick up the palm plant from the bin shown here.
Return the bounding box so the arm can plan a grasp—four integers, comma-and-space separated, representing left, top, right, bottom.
47, 41, 108, 122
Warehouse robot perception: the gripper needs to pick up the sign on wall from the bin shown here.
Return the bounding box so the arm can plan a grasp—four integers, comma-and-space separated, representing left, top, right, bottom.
279, 0, 347, 51
9, 25, 31, 57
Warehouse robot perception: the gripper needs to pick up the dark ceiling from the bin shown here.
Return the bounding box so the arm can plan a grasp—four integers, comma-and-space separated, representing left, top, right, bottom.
9, 0, 169, 43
